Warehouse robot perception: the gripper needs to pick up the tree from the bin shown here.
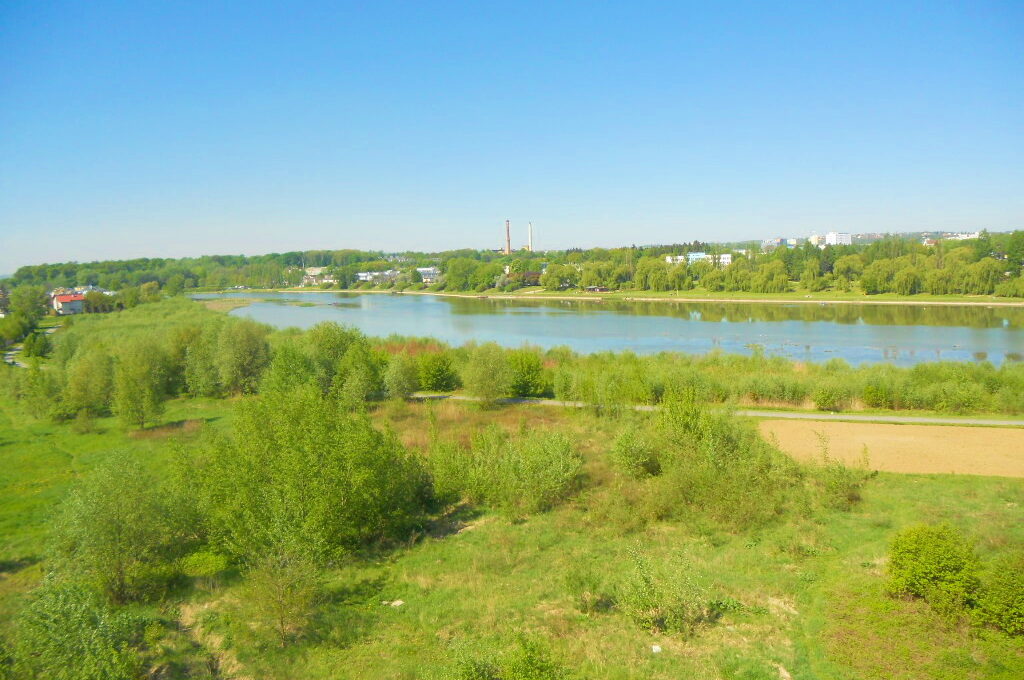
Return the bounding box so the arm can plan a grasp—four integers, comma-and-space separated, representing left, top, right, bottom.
114, 339, 167, 429
194, 386, 430, 563
51, 454, 187, 603
242, 550, 322, 647
418, 351, 459, 391
461, 343, 511, 404
64, 345, 114, 416
261, 341, 315, 394
9, 285, 48, 323
507, 348, 545, 397
184, 322, 223, 397
384, 352, 420, 399
216, 318, 271, 394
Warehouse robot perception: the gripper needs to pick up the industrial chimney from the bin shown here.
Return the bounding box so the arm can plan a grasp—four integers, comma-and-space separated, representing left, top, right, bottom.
505, 219, 511, 255
528, 222, 534, 252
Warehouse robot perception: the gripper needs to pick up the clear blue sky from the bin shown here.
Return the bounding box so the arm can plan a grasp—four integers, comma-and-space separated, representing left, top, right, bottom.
1, 1, 1022, 273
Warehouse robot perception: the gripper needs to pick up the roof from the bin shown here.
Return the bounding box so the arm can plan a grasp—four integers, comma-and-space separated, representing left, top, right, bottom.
55, 294, 86, 303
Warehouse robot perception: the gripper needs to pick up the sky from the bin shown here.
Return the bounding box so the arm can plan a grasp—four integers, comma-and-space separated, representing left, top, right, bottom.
1, 1, 1022, 274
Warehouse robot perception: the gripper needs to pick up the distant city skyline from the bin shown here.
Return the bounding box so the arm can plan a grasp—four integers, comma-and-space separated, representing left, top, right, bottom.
2, 1, 1022, 274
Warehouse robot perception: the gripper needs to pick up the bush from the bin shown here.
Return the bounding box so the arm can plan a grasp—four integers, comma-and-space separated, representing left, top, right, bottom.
429, 427, 582, 517
462, 343, 511, 404
384, 351, 420, 399
975, 551, 1024, 636
446, 635, 569, 680
507, 348, 546, 397
887, 524, 980, 615
618, 549, 713, 634
609, 425, 660, 478
812, 380, 853, 411
419, 351, 459, 391
193, 385, 431, 563
13, 578, 146, 680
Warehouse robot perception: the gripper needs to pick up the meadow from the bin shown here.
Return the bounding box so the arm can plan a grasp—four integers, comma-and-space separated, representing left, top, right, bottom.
0, 300, 1022, 679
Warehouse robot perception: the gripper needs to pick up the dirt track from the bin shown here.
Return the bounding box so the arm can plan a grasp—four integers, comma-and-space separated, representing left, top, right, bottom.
760, 419, 1024, 478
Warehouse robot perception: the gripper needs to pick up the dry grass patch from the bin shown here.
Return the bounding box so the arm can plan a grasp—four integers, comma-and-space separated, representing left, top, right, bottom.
760, 420, 1024, 478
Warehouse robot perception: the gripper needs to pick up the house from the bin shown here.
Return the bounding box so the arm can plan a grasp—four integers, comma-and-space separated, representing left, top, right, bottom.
356, 270, 400, 284
302, 267, 336, 286
52, 293, 85, 315
687, 252, 709, 265
416, 267, 441, 284
715, 253, 732, 267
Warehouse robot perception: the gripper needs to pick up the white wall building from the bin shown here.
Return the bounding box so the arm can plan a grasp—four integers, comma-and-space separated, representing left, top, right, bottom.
825, 231, 852, 246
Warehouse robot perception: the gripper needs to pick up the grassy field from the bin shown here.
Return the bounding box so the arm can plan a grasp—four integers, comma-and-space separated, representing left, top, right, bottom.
2, 394, 1023, 679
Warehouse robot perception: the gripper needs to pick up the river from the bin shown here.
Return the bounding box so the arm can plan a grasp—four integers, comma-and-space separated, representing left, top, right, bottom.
193, 292, 1024, 366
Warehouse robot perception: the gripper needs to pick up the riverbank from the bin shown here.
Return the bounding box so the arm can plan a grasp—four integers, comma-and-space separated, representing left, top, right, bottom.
238, 286, 1024, 308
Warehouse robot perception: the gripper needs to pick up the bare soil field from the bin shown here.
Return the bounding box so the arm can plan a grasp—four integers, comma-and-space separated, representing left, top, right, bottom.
759, 419, 1024, 478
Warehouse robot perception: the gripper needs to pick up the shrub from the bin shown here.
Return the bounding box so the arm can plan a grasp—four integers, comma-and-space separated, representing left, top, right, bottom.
609, 426, 660, 479
462, 343, 511, 404
887, 524, 980, 616
975, 551, 1024, 636
13, 578, 146, 680
564, 564, 615, 614
812, 380, 852, 411
507, 348, 546, 397
384, 351, 420, 399
618, 549, 713, 634
419, 351, 459, 391
446, 635, 568, 680
193, 385, 431, 563
429, 427, 582, 517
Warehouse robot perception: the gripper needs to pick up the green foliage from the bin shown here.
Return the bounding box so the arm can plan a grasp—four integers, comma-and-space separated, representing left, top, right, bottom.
21, 331, 52, 358
12, 578, 145, 680
419, 351, 459, 391
192, 385, 430, 563
51, 453, 193, 603
462, 343, 512, 404
64, 344, 114, 416
384, 351, 420, 399
241, 549, 322, 647
507, 348, 546, 397
609, 425, 660, 478
812, 380, 853, 411
447, 636, 569, 680
975, 551, 1024, 636
113, 338, 168, 429
260, 339, 315, 394
216, 318, 271, 394
430, 427, 582, 517
887, 524, 980, 616
618, 549, 714, 634
655, 392, 804, 530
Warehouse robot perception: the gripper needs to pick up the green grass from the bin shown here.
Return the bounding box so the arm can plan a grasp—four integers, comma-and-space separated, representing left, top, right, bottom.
2, 396, 1022, 679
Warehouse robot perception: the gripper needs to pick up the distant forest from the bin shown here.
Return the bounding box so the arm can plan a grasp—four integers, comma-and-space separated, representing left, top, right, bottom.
3, 231, 1024, 298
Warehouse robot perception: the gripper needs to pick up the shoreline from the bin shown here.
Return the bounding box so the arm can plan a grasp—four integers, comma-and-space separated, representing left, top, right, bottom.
216, 287, 1024, 308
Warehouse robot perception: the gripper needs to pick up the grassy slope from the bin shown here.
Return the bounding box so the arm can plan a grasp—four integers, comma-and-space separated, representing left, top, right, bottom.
4, 394, 1021, 679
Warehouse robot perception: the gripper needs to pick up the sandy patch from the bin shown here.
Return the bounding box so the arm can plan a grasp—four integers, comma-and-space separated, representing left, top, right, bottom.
760, 420, 1024, 477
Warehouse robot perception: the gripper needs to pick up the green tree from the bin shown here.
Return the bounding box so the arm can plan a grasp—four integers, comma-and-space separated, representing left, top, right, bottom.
216, 318, 271, 394
194, 386, 430, 563
9, 285, 49, 323
261, 341, 315, 394
384, 351, 420, 399
113, 339, 167, 429
242, 550, 323, 647
507, 347, 545, 397
461, 343, 511, 404
51, 454, 187, 603
418, 351, 459, 391
64, 345, 114, 416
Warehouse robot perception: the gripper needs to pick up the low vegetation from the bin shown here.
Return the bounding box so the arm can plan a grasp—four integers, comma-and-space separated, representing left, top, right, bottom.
0, 299, 1022, 680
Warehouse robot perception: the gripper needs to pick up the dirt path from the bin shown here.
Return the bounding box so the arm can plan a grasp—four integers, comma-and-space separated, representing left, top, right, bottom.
759, 419, 1024, 477
179, 601, 252, 680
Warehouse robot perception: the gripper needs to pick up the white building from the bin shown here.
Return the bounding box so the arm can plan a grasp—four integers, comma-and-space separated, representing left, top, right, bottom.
948, 231, 981, 241
416, 267, 440, 284
716, 253, 732, 267
665, 255, 686, 265
825, 232, 852, 246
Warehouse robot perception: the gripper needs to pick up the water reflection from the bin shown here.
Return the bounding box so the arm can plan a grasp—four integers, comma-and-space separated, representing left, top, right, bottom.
192, 292, 1024, 366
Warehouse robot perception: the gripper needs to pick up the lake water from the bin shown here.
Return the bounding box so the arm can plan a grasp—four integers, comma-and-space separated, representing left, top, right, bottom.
193, 292, 1024, 366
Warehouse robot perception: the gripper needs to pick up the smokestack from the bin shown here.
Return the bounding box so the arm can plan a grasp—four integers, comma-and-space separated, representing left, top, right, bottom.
528, 222, 534, 252
505, 219, 511, 255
